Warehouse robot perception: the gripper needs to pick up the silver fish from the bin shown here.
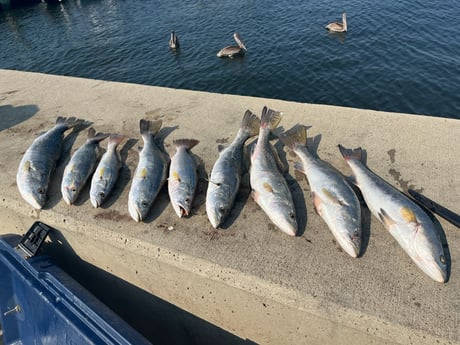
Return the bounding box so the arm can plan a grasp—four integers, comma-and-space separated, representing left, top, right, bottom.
61, 128, 109, 205
206, 110, 260, 228
17, 116, 87, 209
90, 134, 125, 208
250, 107, 297, 236
128, 119, 170, 222
338, 145, 447, 282
168, 139, 199, 217
279, 126, 361, 257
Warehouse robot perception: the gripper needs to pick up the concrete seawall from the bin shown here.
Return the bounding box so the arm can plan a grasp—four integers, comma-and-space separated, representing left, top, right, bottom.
0, 69, 459, 345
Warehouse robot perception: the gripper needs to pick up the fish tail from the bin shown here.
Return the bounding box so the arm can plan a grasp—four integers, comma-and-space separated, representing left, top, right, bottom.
173, 138, 199, 150
338, 144, 362, 162
278, 125, 307, 150
241, 110, 260, 137
260, 106, 283, 131
108, 133, 125, 149
87, 127, 109, 143
140, 119, 162, 137
56, 116, 91, 129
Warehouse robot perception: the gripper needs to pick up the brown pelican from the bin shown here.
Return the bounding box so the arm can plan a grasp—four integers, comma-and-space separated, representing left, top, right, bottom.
169, 31, 179, 49
217, 33, 247, 58
326, 13, 347, 33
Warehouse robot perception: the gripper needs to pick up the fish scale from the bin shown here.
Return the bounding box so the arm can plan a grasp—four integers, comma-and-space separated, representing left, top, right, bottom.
61, 127, 109, 205
338, 144, 447, 282
249, 106, 297, 236
17, 116, 88, 209
128, 119, 169, 222
206, 109, 260, 228
168, 138, 199, 218
279, 125, 361, 257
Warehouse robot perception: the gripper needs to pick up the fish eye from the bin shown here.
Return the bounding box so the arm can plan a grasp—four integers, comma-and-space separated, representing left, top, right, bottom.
71, 187, 76, 193
185, 198, 190, 203
288, 212, 295, 220
440, 255, 446, 265
99, 192, 105, 198
141, 201, 148, 208
38, 188, 45, 195
353, 230, 360, 238
219, 206, 226, 213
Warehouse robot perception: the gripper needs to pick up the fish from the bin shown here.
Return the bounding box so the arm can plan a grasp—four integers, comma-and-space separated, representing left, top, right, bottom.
338, 145, 448, 282
168, 138, 199, 217
17, 116, 88, 209
89, 134, 125, 208
279, 125, 361, 257
61, 128, 109, 205
128, 119, 170, 222
250, 106, 297, 236
206, 110, 260, 228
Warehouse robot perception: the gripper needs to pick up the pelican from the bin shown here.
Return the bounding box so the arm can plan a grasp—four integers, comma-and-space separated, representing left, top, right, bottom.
326, 13, 347, 33
169, 31, 179, 49
217, 33, 247, 58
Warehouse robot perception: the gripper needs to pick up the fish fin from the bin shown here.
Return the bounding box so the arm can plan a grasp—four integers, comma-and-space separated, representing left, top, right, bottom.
173, 139, 199, 150
138, 167, 148, 178
261, 106, 283, 131
107, 134, 125, 149
140, 119, 162, 137
263, 182, 273, 193
312, 192, 323, 216
400, 207, 418, 224
338, 144, 362, 162
279, 125, 307, 150
251, 189, 260, 202
217, 144, 226, 153
271, 144, 287, 174
87, 127, 109, 143
241, 110, 260, 137
98, 167, 105, 180
23, 160, 31, 172
321, 188, 345, 206
378, 209, 396, 230
57, 116, 91, 130
171, 171, 181, 182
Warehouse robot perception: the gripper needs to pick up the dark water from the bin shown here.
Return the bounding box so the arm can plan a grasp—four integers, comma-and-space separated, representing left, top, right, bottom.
1, 0, 459, 119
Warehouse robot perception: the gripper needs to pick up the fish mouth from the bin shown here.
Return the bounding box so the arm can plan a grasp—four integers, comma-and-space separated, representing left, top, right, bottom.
90, 196, 101, 208
173, 202, 190, 218
128, 203, 142, 223
417, 258, 448, 283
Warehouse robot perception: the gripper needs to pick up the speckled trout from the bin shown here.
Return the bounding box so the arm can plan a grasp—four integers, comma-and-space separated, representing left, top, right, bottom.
250, 107, 297, 236
128, 119, 170, 222
279, 125, 361, 257
339, 145, 447, 282
90, 134, 125, 208
17, 116, 87, 209
206, 110, 260, 228
61, 128, 109, 205
168, 139, 199, 217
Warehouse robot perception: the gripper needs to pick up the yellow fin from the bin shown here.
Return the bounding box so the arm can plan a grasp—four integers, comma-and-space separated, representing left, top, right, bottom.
263, 182, 273, 193
172, 171, 181, 182
98, 167, 105, 179
138, 167, 148, 178
400, 207, 417, 223
322, 188, 345, 205
23, 160, 31, 172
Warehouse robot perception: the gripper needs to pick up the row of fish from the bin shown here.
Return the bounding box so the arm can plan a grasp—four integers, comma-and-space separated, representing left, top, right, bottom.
16, 109, 448, 283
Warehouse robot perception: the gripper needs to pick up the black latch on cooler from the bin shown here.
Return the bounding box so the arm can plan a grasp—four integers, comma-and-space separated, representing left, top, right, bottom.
16, 221, 52, 259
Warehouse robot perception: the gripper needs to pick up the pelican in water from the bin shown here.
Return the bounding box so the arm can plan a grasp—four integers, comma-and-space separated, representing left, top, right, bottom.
326, 13, 347, 32
217, 33, 247, 58
169, 31, 180, 49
